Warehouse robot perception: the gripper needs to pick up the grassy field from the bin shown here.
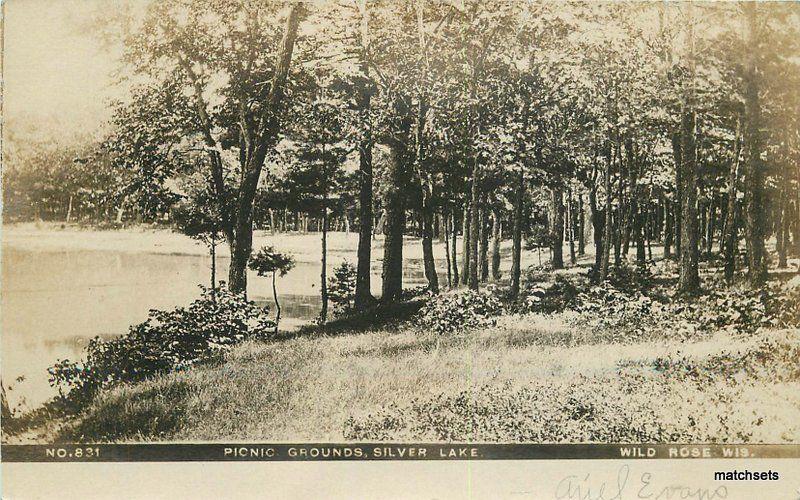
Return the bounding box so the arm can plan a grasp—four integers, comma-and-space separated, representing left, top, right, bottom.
27, 296, 799, 444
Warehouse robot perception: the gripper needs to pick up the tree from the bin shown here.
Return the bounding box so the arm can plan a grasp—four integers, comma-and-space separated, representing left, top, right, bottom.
285, 93, 351, 322
173, 182, 227, 299
741, 1, 767, 287
118, 0, 305, 294
248, 246, 296, 329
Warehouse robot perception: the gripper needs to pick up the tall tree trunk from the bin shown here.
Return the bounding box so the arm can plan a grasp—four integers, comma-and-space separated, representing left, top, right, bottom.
567, 187, 576, 265
451, 208, 459, 285
678, 108, 700, 293
589, 182, 604, 273
382, 99, 411, 301
600, 144, 613, 280
468, 162, 480, 290
723, 116, 742, 283
210, 238, 217, 302
742, 2, 767, 287
228, 4, 303, 294
421, 202, 439, 293
551, 183, 564, 269
491, 208, 501, 280
646, 205, 653, 262
577, 193, 586, 256
444, 209, 452, 287
479, 201, 490, 282
320, 202, 329, 322
705, 198, 716, 257
460, 202, 470, 285
778, 184, 788, 268
672, 132, 683, 260
510, 169, 524, 298
677, 3, 700, 294
417, 97, 439, 294
663, 194, 673, 259
636, 205, 646, 266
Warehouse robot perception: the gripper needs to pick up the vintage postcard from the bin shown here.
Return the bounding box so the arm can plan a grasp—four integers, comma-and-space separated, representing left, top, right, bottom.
1, 0, 799, 498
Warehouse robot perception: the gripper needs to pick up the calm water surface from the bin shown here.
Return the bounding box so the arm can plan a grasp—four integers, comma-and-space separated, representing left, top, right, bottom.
1, 244, 442, 408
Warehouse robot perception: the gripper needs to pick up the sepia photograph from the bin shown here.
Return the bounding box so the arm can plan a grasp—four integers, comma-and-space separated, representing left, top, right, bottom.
1, 0, 800, 495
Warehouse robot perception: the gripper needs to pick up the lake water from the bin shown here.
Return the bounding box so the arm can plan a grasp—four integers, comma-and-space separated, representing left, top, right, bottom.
1, 243, 445, 409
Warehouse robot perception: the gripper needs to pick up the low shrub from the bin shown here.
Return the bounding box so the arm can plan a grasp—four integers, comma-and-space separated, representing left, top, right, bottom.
568, 273, 800, 343
48, 284, 275, 409
328, 261, 357, 317
416, 287, 503, 335
606, 262, 655, 292
517, 276, 581, 314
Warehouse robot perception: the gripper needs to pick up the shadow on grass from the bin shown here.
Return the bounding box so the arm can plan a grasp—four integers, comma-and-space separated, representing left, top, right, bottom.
282, 298, 427, 339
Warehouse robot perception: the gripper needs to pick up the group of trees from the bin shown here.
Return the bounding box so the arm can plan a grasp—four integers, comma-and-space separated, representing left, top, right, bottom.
6, 1, 799, 304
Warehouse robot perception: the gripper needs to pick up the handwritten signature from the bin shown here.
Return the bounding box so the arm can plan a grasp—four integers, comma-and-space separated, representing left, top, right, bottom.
554, 465, 728, 500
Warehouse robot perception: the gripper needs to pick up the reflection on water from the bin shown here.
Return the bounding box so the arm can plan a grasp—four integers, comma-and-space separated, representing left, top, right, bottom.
1, 245, 445, 408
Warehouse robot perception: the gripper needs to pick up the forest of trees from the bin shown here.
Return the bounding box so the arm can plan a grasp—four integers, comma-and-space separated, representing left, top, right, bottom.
4, 0, 799, 300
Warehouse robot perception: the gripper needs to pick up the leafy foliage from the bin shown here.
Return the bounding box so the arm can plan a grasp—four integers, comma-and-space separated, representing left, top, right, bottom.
48, 285, 274, 409
248, 246, 296, 278
327, 261, 357, 317
416, 287, 504, 335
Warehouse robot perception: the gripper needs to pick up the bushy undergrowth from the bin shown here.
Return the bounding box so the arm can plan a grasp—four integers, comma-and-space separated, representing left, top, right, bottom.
516, 275, 581, 314
344, 331, 799, 443
415, 261, 798, 343
416, 287, 503, 334
328, 261, 357, 317
48, 284, 274, 409
570, 278, 800, 343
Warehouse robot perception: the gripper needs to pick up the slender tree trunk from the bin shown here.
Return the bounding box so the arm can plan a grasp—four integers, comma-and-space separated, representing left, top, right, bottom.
577, 193, 585, 256
663, 194, 673, 259
589, 184, 604, 273
778, 185, 788, 268
672, 132, 683, 259
272, 271, 281, 328
444, 209, 452, 287
568, 188, 576, 265
678, 108, 700, 293
510, 169, 524, 298
491, 208, 501, 280
210, 238, 217, 302
705, 198, 716, 257
600, 145, 613, 280
741, 3, 767, 286
461, 201, 471, 285
417, 98, 439, 294
723, 117, 742, 283
646, 205, 653, 262
468, 162, 480, 290
677, 2, 700, 294
320, 203, 328, 322
421, 202, 439, 293
451, 208, 459, 285
636, 205, 646, 266
551, 183, 564, 269
479, 201, 489, 282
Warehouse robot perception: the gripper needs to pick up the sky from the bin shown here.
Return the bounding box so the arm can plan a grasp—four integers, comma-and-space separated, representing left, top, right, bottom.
3, 0, 126, 141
